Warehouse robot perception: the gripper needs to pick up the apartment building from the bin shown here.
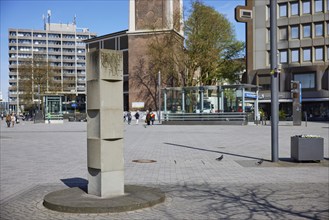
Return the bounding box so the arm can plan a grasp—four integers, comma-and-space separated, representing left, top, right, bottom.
236, 0, 329, 120
8, 22, 96, 113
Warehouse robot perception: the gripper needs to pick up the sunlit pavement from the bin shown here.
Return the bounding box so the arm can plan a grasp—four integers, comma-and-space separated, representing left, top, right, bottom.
0, 120, 328, 219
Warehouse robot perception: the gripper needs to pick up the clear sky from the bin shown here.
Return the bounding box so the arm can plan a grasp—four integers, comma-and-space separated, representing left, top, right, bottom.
0, 0, 245, 101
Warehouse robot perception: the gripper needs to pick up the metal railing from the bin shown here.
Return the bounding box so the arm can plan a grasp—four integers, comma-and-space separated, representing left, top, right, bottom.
163, 112, 247, 122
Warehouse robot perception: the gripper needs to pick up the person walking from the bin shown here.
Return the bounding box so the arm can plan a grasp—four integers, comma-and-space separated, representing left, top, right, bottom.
11, 113, 15, 127
127, 111, 132, 125
134, 111, 140, 125
145, 110, 151, 126
5, 114, 11, 128
150, 111, 155, 125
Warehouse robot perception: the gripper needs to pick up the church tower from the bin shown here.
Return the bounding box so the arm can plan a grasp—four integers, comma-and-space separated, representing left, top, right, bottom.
127, 0, 184, 110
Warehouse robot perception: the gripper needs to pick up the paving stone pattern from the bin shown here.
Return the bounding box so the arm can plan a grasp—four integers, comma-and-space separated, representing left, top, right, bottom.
0, 120, 328, 219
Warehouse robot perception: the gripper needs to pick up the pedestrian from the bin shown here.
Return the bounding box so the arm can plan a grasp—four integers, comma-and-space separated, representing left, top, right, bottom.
11, 113, 15, 127
134, 111, 140, 125
123, 111, 127, 122
5, 114, 11, 127
127, 111, 132, 125
150, 111, 155, 125
145, 110, 151, 126
1, 113, 3, 120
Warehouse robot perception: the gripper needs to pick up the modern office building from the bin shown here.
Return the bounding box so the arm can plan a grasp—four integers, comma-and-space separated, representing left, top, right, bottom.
8, 18, 96, 113
236, 0, 329, 120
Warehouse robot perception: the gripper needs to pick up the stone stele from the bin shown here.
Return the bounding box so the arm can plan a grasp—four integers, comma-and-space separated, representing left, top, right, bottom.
86, 49, 124, 197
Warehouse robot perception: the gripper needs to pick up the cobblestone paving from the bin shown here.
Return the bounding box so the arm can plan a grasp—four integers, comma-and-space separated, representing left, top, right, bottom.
0, 121, 328, 219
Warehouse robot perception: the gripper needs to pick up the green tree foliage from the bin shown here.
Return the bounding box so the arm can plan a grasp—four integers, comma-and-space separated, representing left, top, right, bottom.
18, 55, 61, 111
184, 1, 245, 85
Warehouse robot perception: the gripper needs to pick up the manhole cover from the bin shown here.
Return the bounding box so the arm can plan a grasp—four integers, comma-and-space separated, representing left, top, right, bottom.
132, 159, 157, 163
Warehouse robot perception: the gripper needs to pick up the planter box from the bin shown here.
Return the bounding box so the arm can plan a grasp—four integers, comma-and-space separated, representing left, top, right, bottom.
291, 136, 324, 161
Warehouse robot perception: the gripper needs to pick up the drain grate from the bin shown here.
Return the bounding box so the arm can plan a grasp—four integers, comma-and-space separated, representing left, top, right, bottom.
132, 159, 157, 163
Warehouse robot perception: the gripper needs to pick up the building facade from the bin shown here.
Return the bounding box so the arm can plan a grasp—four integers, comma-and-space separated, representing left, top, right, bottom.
8, 22, 96, 113
85, 0, 184, 111
236, 0, 329, 120
127, 0, 184, 110
85, 31, 129, 110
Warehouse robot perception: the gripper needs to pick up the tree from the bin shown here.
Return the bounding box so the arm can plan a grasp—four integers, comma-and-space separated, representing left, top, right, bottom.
184, 1, 245, 85
130, 9, 185, 110
18, 55, 61, 112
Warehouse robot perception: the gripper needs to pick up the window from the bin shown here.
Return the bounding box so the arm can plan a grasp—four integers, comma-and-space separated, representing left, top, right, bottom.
327, 0, 329, 11
294, 73, 315, 89
315, 23, 323, 36
303, 48, 311, 61
280, 50, 288, 63
327, 22, 329, 35
327, 47, 329, 60
279, 27, 288, 40
291, 26, 299, 39
291, 49, 299, 62
315, 0, 323, 12
315, 47, 323, 61
258, 75, 271, 90
290, 2, 299, 15
303, 24, 311, 38
302, 0, 311, 14
279, 3, 288, 17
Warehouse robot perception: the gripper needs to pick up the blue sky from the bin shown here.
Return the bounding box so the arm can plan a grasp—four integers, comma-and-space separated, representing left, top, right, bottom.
0, 0, 245, 100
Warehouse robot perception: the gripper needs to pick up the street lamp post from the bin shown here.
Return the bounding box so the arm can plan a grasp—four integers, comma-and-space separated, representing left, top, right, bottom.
270, 0, 279, 162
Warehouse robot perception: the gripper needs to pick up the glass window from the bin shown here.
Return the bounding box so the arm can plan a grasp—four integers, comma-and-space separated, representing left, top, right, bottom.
327, 47, 329, 60
279, 27, 288, 40
291, 26, 299, 39
280, 50, 288, 63
303, 24, 311, 38
302, 0, 311, 14
291, 2, 299, 15
303, 48, 311, 61
327, 0, 329, 11
294, 73, 315, 89
315, 47, 323, 60
315, 0, 323, 12
291, 49, 299, 62
315, 23, 323, 36
327, 23, 329, 35
279, 3, 288, 17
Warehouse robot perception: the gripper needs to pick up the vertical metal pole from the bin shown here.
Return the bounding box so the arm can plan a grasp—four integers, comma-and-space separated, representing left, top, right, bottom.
163, 90, 167, 120
158, 71, 161, 123
200, 87, 204, 113
181, 89, 185, 112
270, 0, 279, 162
242, 87, 245, 113
38, 85, 41, 111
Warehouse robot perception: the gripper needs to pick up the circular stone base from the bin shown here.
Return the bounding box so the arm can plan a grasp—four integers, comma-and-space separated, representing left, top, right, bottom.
43, 185, 165, 213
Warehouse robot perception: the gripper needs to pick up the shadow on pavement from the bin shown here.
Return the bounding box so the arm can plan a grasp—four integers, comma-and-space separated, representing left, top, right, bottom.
61, 177, 88, 193
162, 183, 329, 219
164, 142, 270, 162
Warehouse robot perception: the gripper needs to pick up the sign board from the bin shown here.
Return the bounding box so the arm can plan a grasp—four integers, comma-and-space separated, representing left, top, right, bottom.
244, 92, 257, 99
71, 103, 77, 108
132, 102, 144, 108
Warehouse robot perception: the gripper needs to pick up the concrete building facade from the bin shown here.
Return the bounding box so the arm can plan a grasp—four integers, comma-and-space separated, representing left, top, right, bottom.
8, 21, 96, 113
236, 0, 329, 120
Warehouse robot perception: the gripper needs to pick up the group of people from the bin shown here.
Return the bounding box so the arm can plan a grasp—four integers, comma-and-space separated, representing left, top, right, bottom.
123, 110, 156, 126
4, 113, 17, 128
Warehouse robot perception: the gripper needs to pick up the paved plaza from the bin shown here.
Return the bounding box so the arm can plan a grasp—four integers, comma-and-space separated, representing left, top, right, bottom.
0, 120, 328, 219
